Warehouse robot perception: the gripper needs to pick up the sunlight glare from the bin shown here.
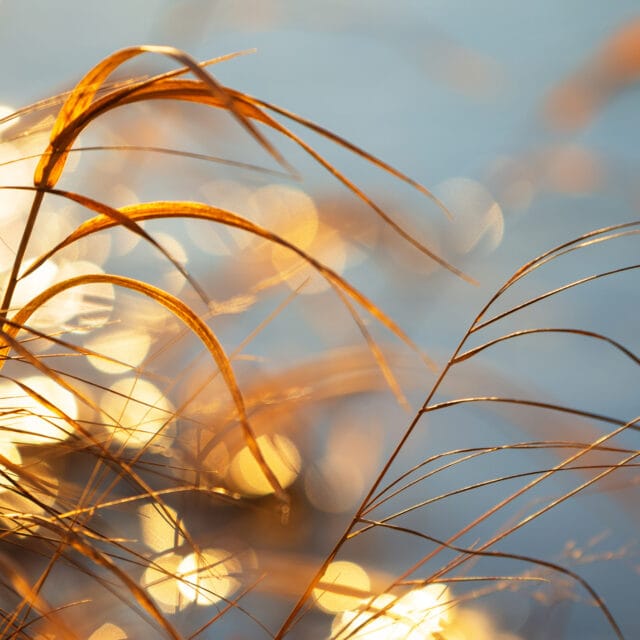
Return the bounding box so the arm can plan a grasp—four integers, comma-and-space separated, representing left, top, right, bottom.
271, 223, 347, 295
331, 584, 451, 640
176, 548, 241, 605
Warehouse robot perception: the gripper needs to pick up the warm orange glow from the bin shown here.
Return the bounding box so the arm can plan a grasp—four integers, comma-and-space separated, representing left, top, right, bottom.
0, 375, 78, 445
176, 548, 241, 605
252, 184, 319, 253
155, 231, 189, 293
140, 548, 241, 613
86, 327, 151, 374
542, 144, 603, 194
191, 179, 258, 255
304, 457, 364, 514
54, 260, 115, 332
11, 259, 115, 333
138, 503, 185, 553
313, 561, 371, 613
227, 433, 301, 497
87, 622, 128, 640
0, 442, 21, 493
101, 377, 175, 451
331, 584, 452, 640
0, 461, 60, 534
140, 551, 186, 614
0, 105, 18, 133
271, 222, 348, 294
441, 607, 523, 640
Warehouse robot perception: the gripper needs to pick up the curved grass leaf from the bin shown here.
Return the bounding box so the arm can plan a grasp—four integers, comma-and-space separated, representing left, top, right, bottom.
4, 273, 288, 505
23, 190, 436, 389
34, 45, 289, 188
26, 68, 472, 283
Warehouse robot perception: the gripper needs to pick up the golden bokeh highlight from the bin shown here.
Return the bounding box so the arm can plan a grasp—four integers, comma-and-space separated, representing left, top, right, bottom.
227, 433, 301, 497
139, 502, 185, 553
140, 548, 241, 614
10, 259, 115, 333
179, 427, 231, 487
100, 377, 175, 451
0, 136, 32, 279
6, 258, 58, 312
87, 623, 128, 640
331, 584, 451, 640
313, 560, 371, 614
140, 551, 186, 614
250, 184, 344, 294
0, 375, 78, 445
53, 260, 115, 333
86, 327, 151, 375
250, 184, 319, 254
271, 222, 348, 295
110, 185, 143, 257
176, 548, 241, 605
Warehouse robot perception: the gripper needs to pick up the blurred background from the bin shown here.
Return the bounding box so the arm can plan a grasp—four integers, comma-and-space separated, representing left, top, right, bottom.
0, 2, 639, 639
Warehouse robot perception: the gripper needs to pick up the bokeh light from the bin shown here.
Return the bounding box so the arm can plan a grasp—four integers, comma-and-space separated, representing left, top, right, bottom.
0, 375, 78, 445
8, 259, 115, 333
250, 184, 319, 256
87, 623, 128, 640
176, 548, 241, 606
0, 6, 637, 638
100, 376, 175, 452
140, 551, 186, 614
442, 607, 523, 640
330, 584, 451, 640
313, 560, 371, 614
86, 327, 152, 375
227, 433, 301, 497
140, 547, 241, 613
139, 502, 185, 553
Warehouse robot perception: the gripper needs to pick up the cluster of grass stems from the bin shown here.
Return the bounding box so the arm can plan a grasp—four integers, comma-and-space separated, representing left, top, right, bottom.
0, 45, 636, 639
